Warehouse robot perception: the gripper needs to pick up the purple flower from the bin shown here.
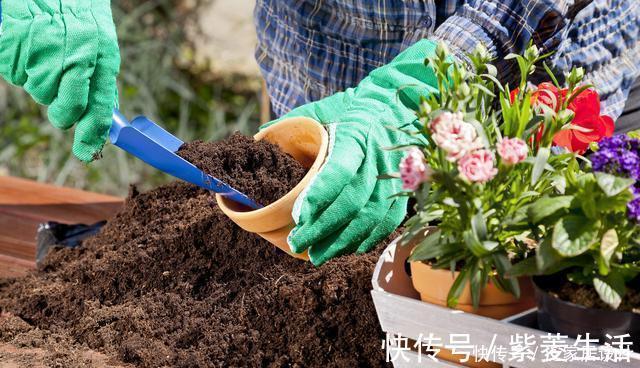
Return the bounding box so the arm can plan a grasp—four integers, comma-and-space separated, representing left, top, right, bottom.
591, 135, 640, 223
591, 136, 640, 182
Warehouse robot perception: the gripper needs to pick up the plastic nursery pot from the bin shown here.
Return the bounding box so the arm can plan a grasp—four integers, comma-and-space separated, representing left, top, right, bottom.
215, 117, 328, 261
534, 274, 640, 352
410, 260, 536, 320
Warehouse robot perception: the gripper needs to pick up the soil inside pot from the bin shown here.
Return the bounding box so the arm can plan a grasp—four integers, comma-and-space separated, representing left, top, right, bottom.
177, 132, 308, 206
548, 277, 640, 313
0, 136, 393, 368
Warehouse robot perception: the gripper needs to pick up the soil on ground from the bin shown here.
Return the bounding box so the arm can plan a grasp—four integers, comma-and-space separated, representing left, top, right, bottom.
177, 133, 307, 206
549, 278, 640, 313
0, 312, 127, 367
0, 135, 391, 367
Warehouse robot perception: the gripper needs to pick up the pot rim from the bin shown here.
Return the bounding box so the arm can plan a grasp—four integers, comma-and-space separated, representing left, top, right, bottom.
533, 275, 640, 317
216, 117, 328, 218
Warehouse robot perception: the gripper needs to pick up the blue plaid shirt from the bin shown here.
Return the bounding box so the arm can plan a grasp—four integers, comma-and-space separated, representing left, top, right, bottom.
255, 0, 640, 120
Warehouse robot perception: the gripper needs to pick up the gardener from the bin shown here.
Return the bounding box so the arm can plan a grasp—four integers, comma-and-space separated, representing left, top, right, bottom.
1, 1, 639, 264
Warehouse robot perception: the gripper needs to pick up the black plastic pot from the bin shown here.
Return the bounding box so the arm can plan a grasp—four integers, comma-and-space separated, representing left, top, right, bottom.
36, 221, 106, 265
533, 275, 640, 352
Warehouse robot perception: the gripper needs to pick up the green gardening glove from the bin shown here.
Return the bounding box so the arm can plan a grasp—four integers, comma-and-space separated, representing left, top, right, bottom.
264, 39, 440, 265
0, 0, 120, 162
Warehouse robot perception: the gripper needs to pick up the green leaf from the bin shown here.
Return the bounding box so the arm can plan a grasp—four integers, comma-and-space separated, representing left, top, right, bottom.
471, 211, 488, 240
463, 230, 489, 257
527, 195, 574, 224
531, 147, 551, 186
492, 253, 521, 297
509, 257, 539, 277
381, 144, 424, 152
409, 231, 445, 261
543, 62, 560, 88
535, 237, 591, 275
480, 74, 505, 92
485, 64, 498, 78
596, 190, 635, 211
482, 241, 499, 252
469, 263, 482, 309
600, 229, 619, 272
552, 216, 599, 257
595, 172, 635, 197
593, 275, 625, 310
471, 83, 496, 98
387, 192, 412, 199
537, 237, 563, 272
551, 175, 567, 194
493, 274, 521, 299
377, 173, 401, 180
447, 268, 470, 308
580, 196, 598, 220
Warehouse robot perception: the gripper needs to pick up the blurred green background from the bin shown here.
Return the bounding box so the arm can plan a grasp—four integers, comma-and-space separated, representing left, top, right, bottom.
0, 0, 262, 196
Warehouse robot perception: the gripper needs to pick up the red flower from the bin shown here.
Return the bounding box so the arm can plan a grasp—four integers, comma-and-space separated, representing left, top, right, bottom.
553, 89, 614, 154
510, 82, 561, 112
509, 84, 614, 154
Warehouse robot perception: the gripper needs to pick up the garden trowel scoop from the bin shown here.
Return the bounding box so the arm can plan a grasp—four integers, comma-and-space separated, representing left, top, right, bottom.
110, 110, 262, 209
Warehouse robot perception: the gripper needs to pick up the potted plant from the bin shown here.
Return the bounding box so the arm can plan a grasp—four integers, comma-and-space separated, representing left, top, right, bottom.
390, 43, 617, 320
511, 132, 640, 350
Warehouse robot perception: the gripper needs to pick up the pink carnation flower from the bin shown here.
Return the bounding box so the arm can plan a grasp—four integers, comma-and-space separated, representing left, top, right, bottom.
458, 149, 498, 183
430, 111, 483, 162
497, 137, 528, 166
399, 148, 432, 191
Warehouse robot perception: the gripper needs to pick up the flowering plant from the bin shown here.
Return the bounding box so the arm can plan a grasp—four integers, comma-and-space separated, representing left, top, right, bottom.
392, 43, 618, 309
509, 133, 640, 309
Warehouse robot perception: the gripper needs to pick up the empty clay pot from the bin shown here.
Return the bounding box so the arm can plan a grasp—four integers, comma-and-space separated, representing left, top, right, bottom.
216, 117, 328, 261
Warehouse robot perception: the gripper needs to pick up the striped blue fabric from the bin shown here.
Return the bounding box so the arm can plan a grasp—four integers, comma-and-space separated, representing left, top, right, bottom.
255, 0, 640, 121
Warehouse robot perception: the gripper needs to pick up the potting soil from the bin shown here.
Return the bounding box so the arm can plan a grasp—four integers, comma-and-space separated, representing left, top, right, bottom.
0, 134, 392, 367
551, 277, 640, 313
177, 133, 308, 206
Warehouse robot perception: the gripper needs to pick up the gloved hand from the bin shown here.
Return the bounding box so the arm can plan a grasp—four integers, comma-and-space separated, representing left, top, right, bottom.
0, 1, 120, 162
264, 40, 440, 265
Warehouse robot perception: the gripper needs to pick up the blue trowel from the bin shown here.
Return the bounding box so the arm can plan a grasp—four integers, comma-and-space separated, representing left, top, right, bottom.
110, 110, 262, 209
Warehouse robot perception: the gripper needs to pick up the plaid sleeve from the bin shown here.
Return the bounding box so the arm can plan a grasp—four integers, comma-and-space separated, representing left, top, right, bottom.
432, 0, 573, 74
552, 0, 640, 120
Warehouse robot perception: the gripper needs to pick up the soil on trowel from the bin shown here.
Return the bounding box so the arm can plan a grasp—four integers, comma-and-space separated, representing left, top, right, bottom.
549, 278, 640, 313
177, 133, 308, 206
0, 143, 393, 367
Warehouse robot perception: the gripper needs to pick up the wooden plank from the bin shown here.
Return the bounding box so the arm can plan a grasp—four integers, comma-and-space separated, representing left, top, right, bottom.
0, 176, 122, 224
0, 176, 120, 205
0, 176, 123, 277
0, 216, 41, 261
0, 255, 34, 278
388, 349, 463, 368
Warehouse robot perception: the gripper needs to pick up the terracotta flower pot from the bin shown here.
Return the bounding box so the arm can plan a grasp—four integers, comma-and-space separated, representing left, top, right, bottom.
216, 117, 328, 261
410, 260, 536, 320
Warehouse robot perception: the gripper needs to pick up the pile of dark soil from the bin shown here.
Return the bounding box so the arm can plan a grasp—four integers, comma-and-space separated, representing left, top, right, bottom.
0, 136, 391, 367
0, 312, 125, 367
550, 278, 640, 313
177, 133, 308, 206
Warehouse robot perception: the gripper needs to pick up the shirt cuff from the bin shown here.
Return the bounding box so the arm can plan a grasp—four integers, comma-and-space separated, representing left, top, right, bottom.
432, 15, 496, 72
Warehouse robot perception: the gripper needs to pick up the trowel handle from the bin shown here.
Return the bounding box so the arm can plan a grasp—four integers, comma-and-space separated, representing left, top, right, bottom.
110, 110, 263, 210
